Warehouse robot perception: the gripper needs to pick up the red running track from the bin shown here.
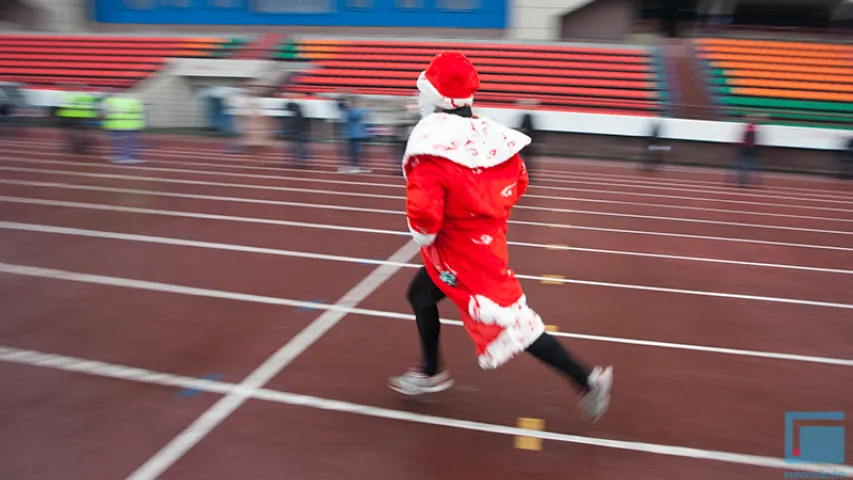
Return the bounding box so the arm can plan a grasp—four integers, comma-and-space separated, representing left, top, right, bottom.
0, 131, 852, 480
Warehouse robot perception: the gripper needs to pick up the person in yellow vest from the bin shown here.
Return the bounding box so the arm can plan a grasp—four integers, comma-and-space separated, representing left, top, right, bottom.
56, 84, 98, 154
102, 93, 145, 164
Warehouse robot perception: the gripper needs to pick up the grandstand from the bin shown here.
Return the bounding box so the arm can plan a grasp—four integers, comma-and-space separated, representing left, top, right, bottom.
0, 32, 669, 118
694, 37, 853, 128
0, 35, 248, 89
277, 38, 668, 117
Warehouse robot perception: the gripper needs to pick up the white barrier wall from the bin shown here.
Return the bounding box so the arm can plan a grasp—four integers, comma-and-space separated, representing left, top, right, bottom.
24, 89, 852, 151
507, 0, 596, 41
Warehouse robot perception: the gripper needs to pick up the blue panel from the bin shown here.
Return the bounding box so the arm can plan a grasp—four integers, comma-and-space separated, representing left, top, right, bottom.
798, 426, 845, 464
94, 0, 507, 28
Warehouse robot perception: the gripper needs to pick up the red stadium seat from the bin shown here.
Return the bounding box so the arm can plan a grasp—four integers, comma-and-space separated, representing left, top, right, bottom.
0, 34, 232, 89
287, 38, 664, 115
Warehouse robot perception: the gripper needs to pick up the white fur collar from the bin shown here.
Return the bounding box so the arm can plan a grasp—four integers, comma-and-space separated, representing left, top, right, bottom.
402, 113, 531, 178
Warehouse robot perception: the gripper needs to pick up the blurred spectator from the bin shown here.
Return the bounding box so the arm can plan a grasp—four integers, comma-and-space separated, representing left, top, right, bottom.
340, 95, 371, 174
284, 92, 310, 167
102, 90, 145, 164
641, 119, 670, 172
0, 90, 9, 138
335, 91, 350, 140
830, 0, 853, 32
334, 91, 351, 160
395, 100, 419, 175
238, 86, 274, 157
57, 83, 98, 155
699, 0, 735, 27
731, 115, 762, 188
659, 0, 682, 37
839, 135, 853, 180
516, 99, 540, 178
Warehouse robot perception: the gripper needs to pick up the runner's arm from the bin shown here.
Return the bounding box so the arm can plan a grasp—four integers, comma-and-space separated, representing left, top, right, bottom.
517, 155, 530, 198
405, 156, 446, 246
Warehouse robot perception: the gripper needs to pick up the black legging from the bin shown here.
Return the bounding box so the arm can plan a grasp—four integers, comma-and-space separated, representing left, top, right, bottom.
406, 267, 592, 392
407, 267, 446, 376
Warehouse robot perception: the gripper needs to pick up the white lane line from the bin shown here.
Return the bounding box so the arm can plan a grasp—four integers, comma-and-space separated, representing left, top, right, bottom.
134, 153, 853, 202
7, 138, 853, 195
3, 177, 851, 236
514, 203, 853, 235
507, 240, 853, 275
525, 188, 853, 215
1, 347, 850, 476
4, 211, 853, 306
0, 195, 407, 237
5, 156, 853, 219
74, 159, 853, 203
1, 346, 851, 476
1, 261, 852, 367
4, 220, 851, 277
0, 166, 403, 201
4, 155, 853, 207
4, 194, 853, 256
5, 165, 852, 222
8, 141, 853, 202
0, 221, 416, 268
124, 239, 421, 480
517, 194, 853, 223
512, 272, 853, 310
512, 218, 853, 252
533, 155, 853, 187
0, 179, 403, 215
4, 218, 853, 311
527, 168, 853, 201
98, 160, 853, 204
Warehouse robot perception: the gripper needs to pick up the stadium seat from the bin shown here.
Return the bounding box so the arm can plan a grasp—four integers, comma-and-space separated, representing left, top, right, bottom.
694, 37, 853, 127
276, 38, 666, 116
0, 35, 244, 89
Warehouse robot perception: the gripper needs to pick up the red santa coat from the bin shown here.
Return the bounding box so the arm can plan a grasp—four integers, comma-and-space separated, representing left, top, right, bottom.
403, 112, 546, 370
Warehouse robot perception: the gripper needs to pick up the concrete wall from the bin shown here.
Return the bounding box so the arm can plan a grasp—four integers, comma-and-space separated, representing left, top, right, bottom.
558, 0, 636, 41
507, 0, 596, 41
19, 0, 90, 32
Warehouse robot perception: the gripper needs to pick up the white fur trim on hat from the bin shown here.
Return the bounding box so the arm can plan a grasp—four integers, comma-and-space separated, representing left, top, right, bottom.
417, 71, 474, 111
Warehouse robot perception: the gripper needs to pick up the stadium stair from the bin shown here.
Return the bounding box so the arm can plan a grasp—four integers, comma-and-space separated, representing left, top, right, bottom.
230, 33, 288, 61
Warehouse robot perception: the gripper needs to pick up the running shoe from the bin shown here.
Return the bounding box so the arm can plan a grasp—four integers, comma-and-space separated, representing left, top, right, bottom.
578, 366, 613, 422
388, 368, 454, 395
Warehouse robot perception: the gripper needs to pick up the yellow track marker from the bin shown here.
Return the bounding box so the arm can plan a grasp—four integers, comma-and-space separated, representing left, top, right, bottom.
545, 325, 559, 332
545, 244, 568, 251
515, 417, 545, 451
540, 274, 564, 285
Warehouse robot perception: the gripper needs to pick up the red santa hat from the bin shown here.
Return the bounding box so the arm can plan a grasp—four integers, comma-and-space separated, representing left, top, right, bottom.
416, 51, 480, 111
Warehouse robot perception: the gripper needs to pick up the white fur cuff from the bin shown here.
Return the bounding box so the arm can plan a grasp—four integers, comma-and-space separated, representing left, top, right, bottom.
407, 219, 437, 246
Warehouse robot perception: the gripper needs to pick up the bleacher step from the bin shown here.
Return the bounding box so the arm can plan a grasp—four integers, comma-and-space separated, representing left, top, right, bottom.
230, 33, 288, 61
662, 39, 716, 120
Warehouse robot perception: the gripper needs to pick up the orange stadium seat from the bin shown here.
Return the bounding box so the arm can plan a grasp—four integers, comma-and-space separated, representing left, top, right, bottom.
694, 37, 853, 126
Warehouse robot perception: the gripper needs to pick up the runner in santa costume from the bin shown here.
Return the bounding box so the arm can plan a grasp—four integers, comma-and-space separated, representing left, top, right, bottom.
388, 52, 614, 421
